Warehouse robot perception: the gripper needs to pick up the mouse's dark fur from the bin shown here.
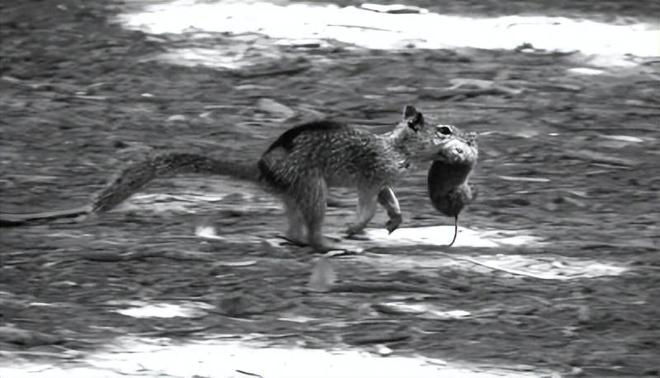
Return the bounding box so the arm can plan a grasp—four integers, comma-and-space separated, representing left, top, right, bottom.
426, 126, 478, 246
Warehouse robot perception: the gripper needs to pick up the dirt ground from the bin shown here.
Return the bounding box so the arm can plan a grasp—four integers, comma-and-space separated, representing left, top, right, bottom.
1, 0, 659, 377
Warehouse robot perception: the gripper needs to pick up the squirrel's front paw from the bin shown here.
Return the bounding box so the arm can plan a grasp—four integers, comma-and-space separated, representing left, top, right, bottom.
385, 214, 402, 234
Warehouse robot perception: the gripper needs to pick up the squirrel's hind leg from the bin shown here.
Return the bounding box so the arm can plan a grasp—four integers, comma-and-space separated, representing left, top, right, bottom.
345, 187, 379, 236
292, 176, 341, 251
282, 197, 307, 245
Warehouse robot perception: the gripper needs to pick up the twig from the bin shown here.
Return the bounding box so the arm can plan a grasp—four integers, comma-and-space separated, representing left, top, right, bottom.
235, 64, 310, 78
451, 102, 530, 110
236, 370, 264, 378
135, 325, 216, 337
0, 350, 77, 359
423, 88, 517, 101
0, 205, 91, 227
327, 24, 393, 32
75, 250, 214, 262
331, 282, 442, 294
348, 333, 411, 345
72, 95, 108, 101
436, 252, 560, 280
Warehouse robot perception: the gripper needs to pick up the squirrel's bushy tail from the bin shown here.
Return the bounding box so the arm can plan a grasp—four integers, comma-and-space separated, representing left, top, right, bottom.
0, 153, 259, 226
92, 153, 259, 212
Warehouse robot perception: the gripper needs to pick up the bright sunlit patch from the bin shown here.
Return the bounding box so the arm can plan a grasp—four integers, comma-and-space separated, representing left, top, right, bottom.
118, 0, 660, 69
1, 336, 552, 378
365, 225, 542, 248
376, 302, 472, 319
198, 224, 540, 253
567, 67, 606, 75
357, 249, 628, 279
195, 224, 225, 239
158, 47, 250, 69
112, 300, 213, 318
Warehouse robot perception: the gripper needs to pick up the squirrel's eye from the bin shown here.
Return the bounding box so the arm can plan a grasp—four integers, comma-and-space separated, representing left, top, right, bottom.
438, 126, 452, 135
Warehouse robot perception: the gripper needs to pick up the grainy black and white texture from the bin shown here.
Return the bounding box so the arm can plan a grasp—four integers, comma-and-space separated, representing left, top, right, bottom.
0, 0, 658, 377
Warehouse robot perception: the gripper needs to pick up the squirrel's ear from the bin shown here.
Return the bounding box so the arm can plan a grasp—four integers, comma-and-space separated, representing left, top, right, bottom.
402, 105, 424, 131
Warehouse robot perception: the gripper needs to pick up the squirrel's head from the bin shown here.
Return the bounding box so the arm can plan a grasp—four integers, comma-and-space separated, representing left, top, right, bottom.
395, 105, 478, 164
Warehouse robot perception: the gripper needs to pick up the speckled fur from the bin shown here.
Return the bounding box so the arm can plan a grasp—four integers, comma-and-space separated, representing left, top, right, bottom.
257, 105, 456, 250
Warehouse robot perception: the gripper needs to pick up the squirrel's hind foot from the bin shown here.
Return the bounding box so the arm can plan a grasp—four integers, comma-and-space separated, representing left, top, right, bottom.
277, 234, 345, 253
308, 235, 347, 253
277, 235, 309, 247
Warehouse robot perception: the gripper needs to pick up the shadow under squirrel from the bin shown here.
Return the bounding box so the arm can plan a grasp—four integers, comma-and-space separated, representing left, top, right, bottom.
1, 105, 475, 251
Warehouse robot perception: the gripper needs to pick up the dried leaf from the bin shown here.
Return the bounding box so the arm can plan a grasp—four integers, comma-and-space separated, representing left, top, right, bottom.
360, 3, 428, 14
376, 344, 393, 356
219, 292, 249, 317
195, 225, 225, 240
308, 257, 337, 292
212, 260, 257, 267
166, 114, 187, 122
598, 134, 643, 143
577, 305, 591, 323
257, 98, 296, 118
0, 325, 62, 346
564, 150, 638, 167
372, 302, 426, 316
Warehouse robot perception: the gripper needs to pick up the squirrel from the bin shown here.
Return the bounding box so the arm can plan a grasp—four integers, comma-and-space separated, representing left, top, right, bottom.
426, 127, 478, 246
0, 105, 471, 251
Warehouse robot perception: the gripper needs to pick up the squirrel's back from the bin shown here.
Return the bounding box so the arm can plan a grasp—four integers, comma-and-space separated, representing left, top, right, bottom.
257, 118, 430, 192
